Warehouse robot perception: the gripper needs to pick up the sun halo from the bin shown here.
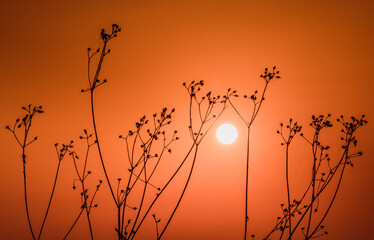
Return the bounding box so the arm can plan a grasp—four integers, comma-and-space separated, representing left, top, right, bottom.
216, 124, 238, 144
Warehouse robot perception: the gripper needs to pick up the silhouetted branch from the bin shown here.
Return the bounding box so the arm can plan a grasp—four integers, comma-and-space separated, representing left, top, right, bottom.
228, 66, 279, 240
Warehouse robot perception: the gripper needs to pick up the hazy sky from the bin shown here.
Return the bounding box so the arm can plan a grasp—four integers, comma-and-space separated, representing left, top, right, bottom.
0, 0, 373, 239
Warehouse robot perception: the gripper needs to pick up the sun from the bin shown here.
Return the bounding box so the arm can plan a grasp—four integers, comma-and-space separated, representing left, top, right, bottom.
216, 124, 238, 144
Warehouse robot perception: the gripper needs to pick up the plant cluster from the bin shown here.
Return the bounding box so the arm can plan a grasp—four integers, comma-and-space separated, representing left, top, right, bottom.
6, 25, 367, 240
256, 114, 367, 240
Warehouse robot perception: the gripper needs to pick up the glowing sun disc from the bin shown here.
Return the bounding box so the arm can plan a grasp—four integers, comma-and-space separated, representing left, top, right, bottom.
216, 124, 238, 144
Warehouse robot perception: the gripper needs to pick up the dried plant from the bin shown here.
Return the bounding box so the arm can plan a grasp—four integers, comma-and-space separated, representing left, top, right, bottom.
78, 25, 233, 240
259, 114, 368, 240
6, 24, 368, 240
62, 130, 103, 239
227, 66, 280, 240
6, 105, 73, 240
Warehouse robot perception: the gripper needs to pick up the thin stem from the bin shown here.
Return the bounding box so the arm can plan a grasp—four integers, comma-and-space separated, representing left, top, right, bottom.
85, 204, 94, 240
244, 126, 250, 240
158, 144, 200, 239
88, 38, 118, 206
37, 159, 63, 240
306, 140, 318, 237
239, 77, 271, 240
21, 119, 36, 240
285, 144, 292, 239
90, 89, 117, 205
117, 207, 121, 240
228, 99, 248, 125
82, 179, 94, 240
129, 143, 196, 240
128, 158, 149, 237
22, 150, 36, 240
289, 133, 348, 238
308, 147, 349, 238
63, 208, 85, 240
250, 83, 268, 125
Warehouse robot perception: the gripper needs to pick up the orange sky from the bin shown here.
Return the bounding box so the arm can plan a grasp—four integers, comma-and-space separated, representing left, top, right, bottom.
0, 0, 373, 239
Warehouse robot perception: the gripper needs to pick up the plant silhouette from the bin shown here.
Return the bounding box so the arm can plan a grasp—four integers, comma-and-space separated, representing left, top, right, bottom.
227, 66, 280, 240
6, 24, 232, 240
6, 24, 368, 240
249, 115, 367, 240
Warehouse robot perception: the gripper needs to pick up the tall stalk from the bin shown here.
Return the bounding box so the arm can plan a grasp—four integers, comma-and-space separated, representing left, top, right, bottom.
37, 146, 67, 240
128, 80, 229, 239
158, 144, 199, 239
228, 66, 279, 239
285, 143, 292, 239
6, 105, 72, 240
89, 48, 117, 206
244, 126, 250, 239
82, 24, 122, 239
263, 114, 367, 240
277, 119, 302, 239
22, 148, 36, 240
7, 105, 40, 240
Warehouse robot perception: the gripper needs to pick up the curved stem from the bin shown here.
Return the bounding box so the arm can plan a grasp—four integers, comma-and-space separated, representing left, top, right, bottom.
90, 90, 117, 205
288, 141, 348, 238
129, 143, 196, 240
37, 160, 63, 239
159, 144, 199, 239
308, 148, 349, 238
88, 39, 118, 206
285, 144, 292, 239
63, 208, 84, 240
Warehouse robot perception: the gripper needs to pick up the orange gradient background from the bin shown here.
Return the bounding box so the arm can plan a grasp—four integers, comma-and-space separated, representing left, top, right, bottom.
0, 0, 373, 239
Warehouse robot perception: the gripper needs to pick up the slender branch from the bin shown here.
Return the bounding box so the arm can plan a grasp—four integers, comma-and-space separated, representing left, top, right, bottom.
63, 208, 85, 240
37, 157, 63, 240
285, 143, 292, 239
90, 69, 118, 206
129, 143, 196, 240
158, 144, 200, 239
22, 151, 36, 240
244, 126, 250, 239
